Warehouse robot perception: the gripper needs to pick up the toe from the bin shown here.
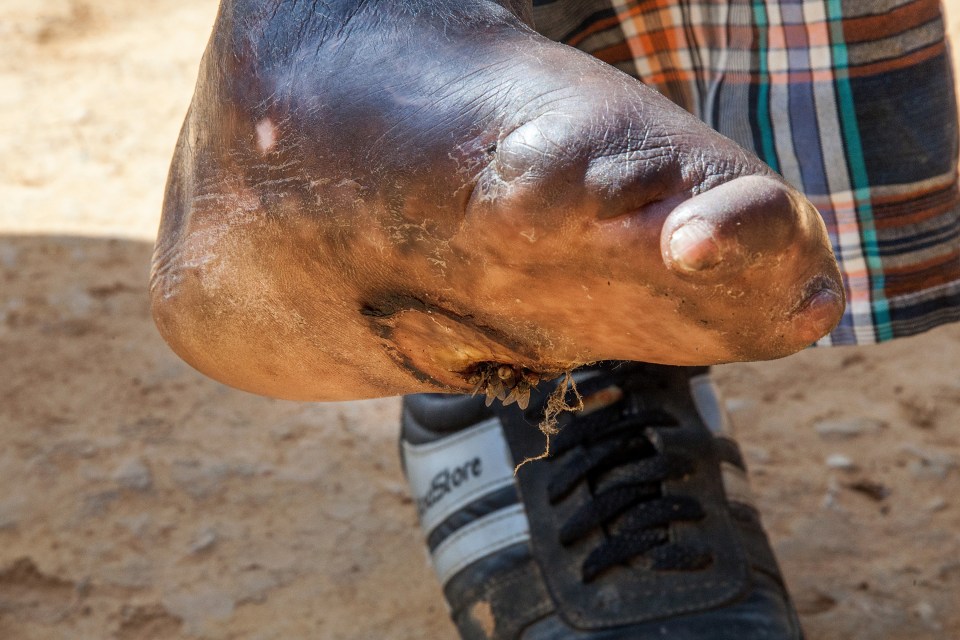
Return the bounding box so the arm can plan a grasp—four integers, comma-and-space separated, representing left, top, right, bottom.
660, 176, 808, 278
787, 276, 846, 347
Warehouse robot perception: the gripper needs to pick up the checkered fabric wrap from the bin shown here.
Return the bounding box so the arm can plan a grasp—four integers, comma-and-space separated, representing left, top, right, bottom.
532, 0, 960, 345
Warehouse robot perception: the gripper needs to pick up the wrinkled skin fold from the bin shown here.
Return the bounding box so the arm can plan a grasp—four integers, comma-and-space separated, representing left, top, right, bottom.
151, 0, 845, 401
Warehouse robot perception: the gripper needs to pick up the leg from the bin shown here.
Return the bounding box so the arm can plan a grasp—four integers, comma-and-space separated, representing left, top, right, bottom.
149, 0, 844, 402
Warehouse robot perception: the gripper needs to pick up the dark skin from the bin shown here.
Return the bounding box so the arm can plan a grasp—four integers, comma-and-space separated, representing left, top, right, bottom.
150, 0, 844, 401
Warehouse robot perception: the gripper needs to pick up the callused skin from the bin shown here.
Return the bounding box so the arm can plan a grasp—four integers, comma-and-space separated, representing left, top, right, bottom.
151, 0, 845, 401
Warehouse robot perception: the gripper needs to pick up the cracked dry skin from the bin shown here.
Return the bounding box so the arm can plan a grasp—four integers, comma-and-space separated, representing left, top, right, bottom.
150, 0, 845, 401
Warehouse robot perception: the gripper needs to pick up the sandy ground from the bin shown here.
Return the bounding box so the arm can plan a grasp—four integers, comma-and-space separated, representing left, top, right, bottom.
1, 1, 959, 638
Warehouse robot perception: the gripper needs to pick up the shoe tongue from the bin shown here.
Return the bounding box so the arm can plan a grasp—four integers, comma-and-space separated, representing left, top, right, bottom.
578, 384, 624, 416
554, 364, 638, 414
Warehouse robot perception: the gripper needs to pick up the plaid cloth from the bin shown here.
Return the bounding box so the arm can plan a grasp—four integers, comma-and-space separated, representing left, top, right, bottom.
532, 0, 960, 345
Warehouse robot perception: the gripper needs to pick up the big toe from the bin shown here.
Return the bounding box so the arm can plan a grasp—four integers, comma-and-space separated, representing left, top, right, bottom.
661, 175, 845, 353
663, 176, 817, 276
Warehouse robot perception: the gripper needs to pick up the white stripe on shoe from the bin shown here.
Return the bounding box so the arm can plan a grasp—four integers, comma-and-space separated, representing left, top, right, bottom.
402, 417, 518, 535
689, 373, 733, 436
720, 461, 758, 511
431, 503, 530, 586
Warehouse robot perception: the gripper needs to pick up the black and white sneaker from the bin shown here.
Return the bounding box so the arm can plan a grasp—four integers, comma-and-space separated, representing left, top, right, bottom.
400, 363, 804, 639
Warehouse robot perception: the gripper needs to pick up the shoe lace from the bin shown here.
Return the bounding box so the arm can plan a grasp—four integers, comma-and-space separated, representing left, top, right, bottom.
546, 388, 713, 583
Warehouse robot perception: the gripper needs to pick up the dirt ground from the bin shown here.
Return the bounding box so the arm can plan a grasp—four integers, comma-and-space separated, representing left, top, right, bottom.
1, 1, 959, 638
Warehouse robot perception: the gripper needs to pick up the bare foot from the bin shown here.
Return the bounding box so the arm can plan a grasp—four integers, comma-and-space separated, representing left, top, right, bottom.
151, 0, 844, 401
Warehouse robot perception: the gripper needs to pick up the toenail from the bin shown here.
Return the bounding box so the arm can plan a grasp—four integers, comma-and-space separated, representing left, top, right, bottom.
668, 221, 722, 272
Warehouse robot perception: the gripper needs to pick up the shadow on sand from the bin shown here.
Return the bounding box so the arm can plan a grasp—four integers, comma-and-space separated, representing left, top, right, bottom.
0, 234, 455, 638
